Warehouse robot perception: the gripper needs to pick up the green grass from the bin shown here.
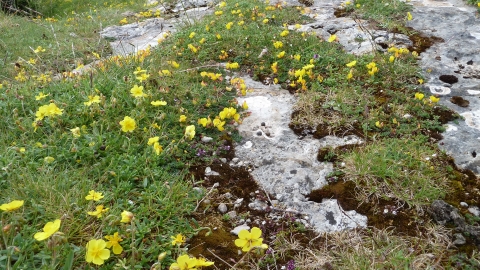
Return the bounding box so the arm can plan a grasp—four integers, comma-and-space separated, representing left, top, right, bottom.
0, 0, 476, 268
341, 135, 449, 208
0, 0, 148, 80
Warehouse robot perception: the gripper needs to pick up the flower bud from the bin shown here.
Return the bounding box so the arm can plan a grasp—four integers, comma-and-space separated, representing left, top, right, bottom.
120, 210, 134, 223
3, 224, 11, 232
158, 252, 167, 262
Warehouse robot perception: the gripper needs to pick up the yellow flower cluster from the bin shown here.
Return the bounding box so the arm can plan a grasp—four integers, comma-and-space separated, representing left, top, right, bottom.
226, 62, 240, 69
289, 62, 316, 91
414, 92, 440, 104
366, 62, 379, 76
169, 254, 214, 269
34, 103, 63, 121
230, 77, 248, 96
200, 71, 222, 81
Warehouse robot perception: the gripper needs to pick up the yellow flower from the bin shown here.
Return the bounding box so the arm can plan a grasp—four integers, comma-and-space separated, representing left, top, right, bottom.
293, 54, 301, 61
242, 101, 248, 110
0, 200, 24, 212
219, 1, 226, 8
347, 69, 353, 80
148, 136, 159, 146
136, 73, 150, 82
271, 62, 278, 74
226, 62, 240, 69
35, 92, 49, 101
151, 100, 167, 106
120, 211, 134, 223
153, 142, 163, 155
226, 22, 233, 29
84, 95, 101, 106
70, 127, 81, 138
105, 232, 123, 255
429, 96, 440, 103
188, 44, 198, 53
389, 55, 395, 63
189, 32, 196, 39
169, 254, 198, 270
86, 239, 110, 265
119, 116, 136, 132
85, 190, 104, 201
171, 234, 186, 246
161, 69, 172, 76
277, 51, 285, 58
198, 117, 212, 127
130, 85, 146, 98
213, 118, 225, 131
375, 121, 384, 128
280, 30, 289, 37
262, 18, 269, 24
196, 257, 214, 267
179, 115, 187, 122
216, 33, 222, 40
34, 219, 61, 241
407, 12, 413, 21
418, 79, 424, 84
346, 60, 356, 67
273, 41, 283, 49
87, 205, 109, 218
184, 125, 195, 140
234, 227, 268, 252
215, 10, 223, 15
119, 18, 128, 24
133, 67, 146, 75
414, 92, 424, 100
168, 61, 180, 68
35, 103, 63, 121
34, 46, 46, 53
44, 156, 55, 163
366, 62, 376, 69
328, 34, 337, 42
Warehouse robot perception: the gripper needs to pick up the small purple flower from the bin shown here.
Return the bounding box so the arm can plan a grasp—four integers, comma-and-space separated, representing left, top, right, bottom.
196, 149, 206, 156
222, 145, 230, 151
313, 54, 319, 59
286, 260, 295, 270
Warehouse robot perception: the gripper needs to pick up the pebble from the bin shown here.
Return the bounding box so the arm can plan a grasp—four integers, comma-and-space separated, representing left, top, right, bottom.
257, 131, 263, 136
223, 192, 232, 199
227, 211, 237, 219
232, 157, 240, 163
193, 187, 204, 195
201, 136, 213, 143
231, 224, 250, 235
453, 233, 466, 245
234, 198, 244, 208
217, 203, 228, 214
243, 141, 253, 148
468, 206, 480, 216
460, 202, 468, 208
219, 158, 227, 163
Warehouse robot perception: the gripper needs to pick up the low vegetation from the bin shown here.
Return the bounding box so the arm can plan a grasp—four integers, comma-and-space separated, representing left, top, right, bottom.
0, 0, 479, 269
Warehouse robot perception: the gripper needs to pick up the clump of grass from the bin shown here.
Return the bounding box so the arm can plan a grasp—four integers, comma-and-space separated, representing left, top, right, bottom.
353, 0, 412, 33
341, 135, 449, 208
294, 225, 456, 269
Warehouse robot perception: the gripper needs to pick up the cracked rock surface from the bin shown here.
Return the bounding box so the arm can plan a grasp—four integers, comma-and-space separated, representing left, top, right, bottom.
407, 0, 480, 174
235, 77, 367, 233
